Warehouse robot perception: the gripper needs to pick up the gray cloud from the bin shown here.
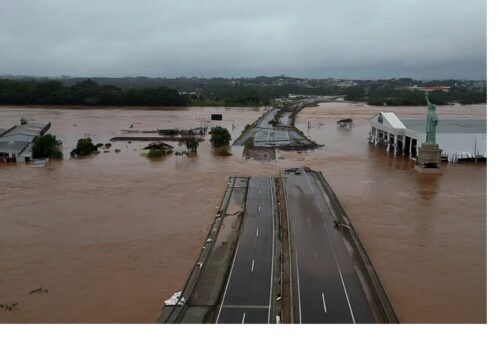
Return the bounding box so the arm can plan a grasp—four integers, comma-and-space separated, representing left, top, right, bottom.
0, 0, 486, 79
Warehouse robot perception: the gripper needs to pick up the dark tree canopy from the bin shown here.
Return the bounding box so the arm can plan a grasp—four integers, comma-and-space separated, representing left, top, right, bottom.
32, 134, 63, 159
0, 79, 189, 106
73, 137, 97, 156
185, 137, 200, 153
209, 126, 231, 148
0, 76, 485, 107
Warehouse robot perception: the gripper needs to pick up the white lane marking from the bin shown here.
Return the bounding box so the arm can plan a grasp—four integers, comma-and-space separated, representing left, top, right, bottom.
258, 205, 261, 212
222, 304, 268, 309
295, 251, 302, 324
268, 177, 275, 324
333, 252, 356, 323
256, 227, 259, 237
322, 293, 327, 313
251, 260, 255, 272
241, 313, 246, 324
215, 241, 241, 323
305, 172, 356, 324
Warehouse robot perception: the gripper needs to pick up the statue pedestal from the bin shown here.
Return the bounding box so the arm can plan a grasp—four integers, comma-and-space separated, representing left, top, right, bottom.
417, 143, 442, 168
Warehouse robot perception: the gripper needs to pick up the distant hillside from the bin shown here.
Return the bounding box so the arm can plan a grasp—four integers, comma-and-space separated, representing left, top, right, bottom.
0, 76, 486, 107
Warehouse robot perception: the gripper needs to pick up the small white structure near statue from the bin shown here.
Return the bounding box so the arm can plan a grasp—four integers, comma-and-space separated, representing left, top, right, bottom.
368, 112, 486, 162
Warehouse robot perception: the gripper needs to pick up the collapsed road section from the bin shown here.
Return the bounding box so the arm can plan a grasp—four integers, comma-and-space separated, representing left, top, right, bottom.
159, 168, 398, 324
233, 104, 319, 161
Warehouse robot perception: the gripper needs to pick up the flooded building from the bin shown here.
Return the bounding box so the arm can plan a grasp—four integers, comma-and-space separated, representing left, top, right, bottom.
0, 120, 51, 162
369, 112, 486, 162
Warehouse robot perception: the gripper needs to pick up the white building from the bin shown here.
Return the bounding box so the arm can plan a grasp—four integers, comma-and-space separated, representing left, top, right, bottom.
369, 112, 486, 162
0, 121, 51, 162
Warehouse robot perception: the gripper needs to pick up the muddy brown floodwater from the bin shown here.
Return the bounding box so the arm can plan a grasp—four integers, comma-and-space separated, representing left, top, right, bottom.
0, 103, 486, 323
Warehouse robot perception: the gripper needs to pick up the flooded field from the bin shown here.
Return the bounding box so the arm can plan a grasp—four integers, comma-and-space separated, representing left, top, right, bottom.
0, 103, 486, 323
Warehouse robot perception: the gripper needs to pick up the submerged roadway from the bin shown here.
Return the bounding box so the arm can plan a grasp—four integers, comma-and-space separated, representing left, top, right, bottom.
216, 177, 276, 323
283, 168, 376, 323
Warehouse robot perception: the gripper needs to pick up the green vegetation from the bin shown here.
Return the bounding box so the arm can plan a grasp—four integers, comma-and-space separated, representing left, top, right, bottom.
0, 79, 188, 106
0, 76, 338, 108
244, 139, 254, 148
0, 76, 485, 108
72, 137, 97, 156
344, 80, 486, 106
344, 86, 366, 102
31, 134, 63, 159
209, 126, 232, 156
148, 149, 166, 157
209, 126, 231, 148
185, 137, 200, 153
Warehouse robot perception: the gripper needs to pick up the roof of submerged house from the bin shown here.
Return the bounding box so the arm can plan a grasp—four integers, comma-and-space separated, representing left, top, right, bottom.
0, 121, 51, 155
142, 142, 174, 150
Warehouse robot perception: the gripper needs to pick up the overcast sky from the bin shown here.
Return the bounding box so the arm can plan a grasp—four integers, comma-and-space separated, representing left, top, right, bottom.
0, 0, 486, 79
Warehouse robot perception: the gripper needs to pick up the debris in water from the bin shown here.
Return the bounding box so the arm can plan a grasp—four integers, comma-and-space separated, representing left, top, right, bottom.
164, 291, 185, 306
29, 286, 48, 294
0, 302, 18, 311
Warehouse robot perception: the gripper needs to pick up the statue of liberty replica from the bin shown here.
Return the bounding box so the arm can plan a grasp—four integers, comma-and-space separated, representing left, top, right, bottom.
417, 93, 442, 168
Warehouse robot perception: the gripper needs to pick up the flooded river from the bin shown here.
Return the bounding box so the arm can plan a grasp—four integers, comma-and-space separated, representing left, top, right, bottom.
0, 103, 486, 323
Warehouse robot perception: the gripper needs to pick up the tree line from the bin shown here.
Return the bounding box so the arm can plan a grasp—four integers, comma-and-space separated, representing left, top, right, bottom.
0, 77, 485, 107
0, 79, 189, 106
0, 77, 342, 107
344, 85, 486, 106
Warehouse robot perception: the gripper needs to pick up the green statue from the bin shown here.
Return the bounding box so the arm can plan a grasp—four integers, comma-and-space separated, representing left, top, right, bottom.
425, 93, 438, 144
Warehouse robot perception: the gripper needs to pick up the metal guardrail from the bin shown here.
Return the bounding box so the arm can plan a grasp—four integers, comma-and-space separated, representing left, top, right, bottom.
279, 171, 295, 323
159, 177, 243, 323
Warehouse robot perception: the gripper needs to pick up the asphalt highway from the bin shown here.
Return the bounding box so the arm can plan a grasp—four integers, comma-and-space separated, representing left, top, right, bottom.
283, 169, 376, 323
216, 177, 276, 323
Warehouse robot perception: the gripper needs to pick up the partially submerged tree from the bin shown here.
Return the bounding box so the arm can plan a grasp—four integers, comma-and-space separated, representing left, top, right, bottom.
72, 137, 97, 156
209, 126, 232, 156
148, 148, 167, 158
185, 137, 199, 153
209, 126, 231, 148
32, 134, 63, 159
